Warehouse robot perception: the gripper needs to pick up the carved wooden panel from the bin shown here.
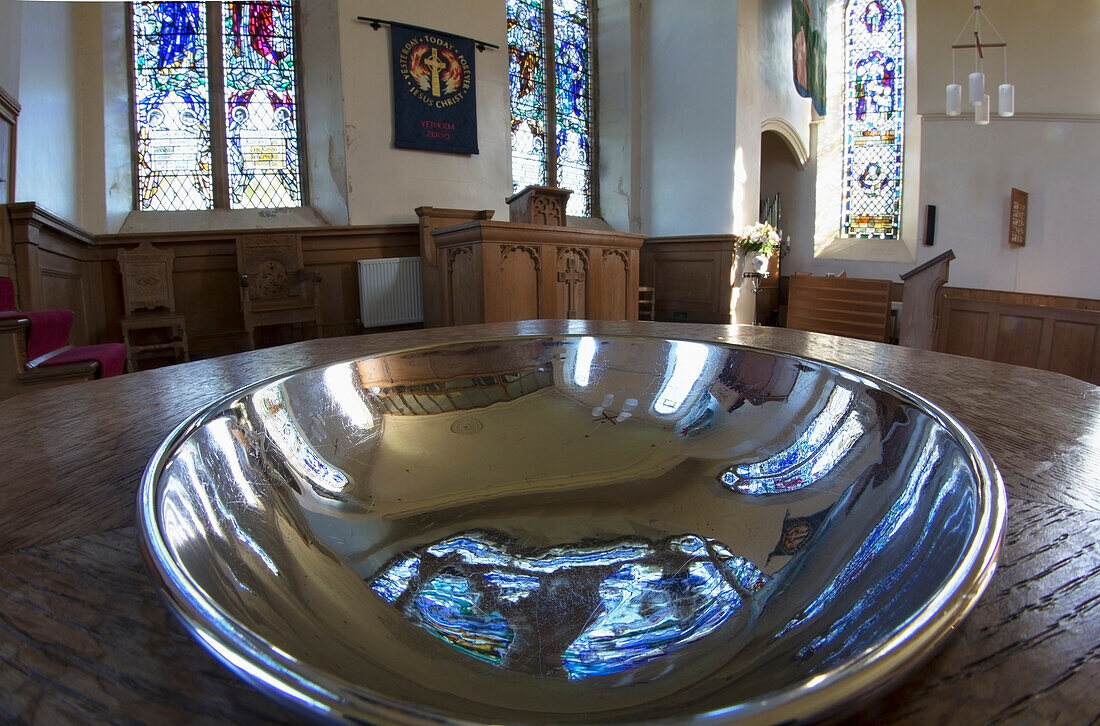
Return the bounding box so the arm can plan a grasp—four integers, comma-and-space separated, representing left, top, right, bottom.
416, 206, 495, 328
447, 246, 482, 326
589, 248, 630, 320
495, 245, 539, 322
530, 197, 562, 226
117, 241, 176, 313
236, 233, 305, 302
554, 248, 587, 319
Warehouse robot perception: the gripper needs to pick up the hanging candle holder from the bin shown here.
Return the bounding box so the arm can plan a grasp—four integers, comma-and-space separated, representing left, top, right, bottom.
945, 2, 1014, 123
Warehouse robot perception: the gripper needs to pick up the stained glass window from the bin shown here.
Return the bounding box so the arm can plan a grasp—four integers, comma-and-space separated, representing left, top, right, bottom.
132, 3, 214, 211
507, 0, 594, 217
222, 2, 301, 208
841, 0, 904, 239
131, 1, 302, 212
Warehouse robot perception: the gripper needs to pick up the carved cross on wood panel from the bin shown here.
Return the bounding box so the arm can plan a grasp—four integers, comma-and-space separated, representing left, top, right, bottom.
557, 256, 586, 318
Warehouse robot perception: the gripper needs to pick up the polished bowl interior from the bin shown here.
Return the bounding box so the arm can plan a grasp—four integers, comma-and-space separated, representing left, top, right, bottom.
138, 335, 1005, 725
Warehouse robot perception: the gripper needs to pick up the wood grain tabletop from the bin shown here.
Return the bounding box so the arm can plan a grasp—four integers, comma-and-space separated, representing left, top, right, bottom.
1, 320, 1098, 725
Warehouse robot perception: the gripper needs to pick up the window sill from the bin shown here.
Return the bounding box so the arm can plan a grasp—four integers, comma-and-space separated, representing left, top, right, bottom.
814, 234, 916, 264
118, 206, 334, 235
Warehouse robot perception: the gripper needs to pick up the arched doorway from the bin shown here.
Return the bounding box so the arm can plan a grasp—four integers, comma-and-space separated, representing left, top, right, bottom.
759, 122, 812, 326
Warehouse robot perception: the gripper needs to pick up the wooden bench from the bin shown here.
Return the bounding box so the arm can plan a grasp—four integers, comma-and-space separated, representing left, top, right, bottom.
786, 274, 893, 343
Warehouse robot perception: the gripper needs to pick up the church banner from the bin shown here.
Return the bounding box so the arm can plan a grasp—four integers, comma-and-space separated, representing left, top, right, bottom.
390, 23, 478, 154
792, 0, 827, 116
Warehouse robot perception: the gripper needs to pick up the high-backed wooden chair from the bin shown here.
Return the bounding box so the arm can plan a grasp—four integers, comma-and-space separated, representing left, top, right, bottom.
236, 233, 322, 349
786, 274, 893, 343
117, 241, 189, 371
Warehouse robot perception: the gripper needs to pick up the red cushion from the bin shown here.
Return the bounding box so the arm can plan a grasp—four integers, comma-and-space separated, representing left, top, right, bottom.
42, 343, 127, 378
21, 309, 75, 360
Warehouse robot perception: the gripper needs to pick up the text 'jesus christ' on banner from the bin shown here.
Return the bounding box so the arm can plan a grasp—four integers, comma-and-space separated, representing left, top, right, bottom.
390, 23, 479, 155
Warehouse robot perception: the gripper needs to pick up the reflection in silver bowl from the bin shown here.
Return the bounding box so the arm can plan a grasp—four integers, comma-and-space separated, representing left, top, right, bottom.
138, 335, 1005, 724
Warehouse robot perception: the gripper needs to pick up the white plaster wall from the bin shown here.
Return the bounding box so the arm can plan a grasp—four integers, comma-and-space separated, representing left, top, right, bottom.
732, 0, 815, 323
909, 0, 1100, 299
641, 0, 738, 238
919, 117, 1100, 299
0, 0, 22, 96
918, 0, 1100, 117
76, 4, 109, 234
598, 0, 642, 233
337, 0, 513, 225
789, 0, 1100, 301
101, 4, 136, 234
15, 2, 81, 222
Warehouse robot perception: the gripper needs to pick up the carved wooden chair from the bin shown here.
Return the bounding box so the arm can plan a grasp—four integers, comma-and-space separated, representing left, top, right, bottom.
236, 233, 322, 349
117, 241, 190, 371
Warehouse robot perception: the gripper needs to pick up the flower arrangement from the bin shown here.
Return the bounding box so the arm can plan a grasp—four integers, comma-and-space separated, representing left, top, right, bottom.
736, 221, 781, 257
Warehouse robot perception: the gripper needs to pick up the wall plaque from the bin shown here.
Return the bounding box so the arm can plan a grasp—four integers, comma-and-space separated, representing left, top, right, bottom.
1009, 188, 1028, 247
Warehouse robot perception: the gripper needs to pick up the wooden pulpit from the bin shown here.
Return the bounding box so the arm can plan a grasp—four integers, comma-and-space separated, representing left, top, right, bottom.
429, 222, 645, 325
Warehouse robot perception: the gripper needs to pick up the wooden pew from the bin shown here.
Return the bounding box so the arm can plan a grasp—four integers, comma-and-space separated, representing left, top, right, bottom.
786, 274, 893, 343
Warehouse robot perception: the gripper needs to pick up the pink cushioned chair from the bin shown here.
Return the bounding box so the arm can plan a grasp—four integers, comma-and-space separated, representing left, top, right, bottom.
1, 277, 126, 399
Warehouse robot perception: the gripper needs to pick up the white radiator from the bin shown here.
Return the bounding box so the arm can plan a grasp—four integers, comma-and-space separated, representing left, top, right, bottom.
357, 257, 423, 328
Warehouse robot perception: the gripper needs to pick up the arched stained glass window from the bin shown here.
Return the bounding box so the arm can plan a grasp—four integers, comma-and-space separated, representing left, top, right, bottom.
131, 1, 302, 212
507, 0, 594, 217
842, 0, 904, 239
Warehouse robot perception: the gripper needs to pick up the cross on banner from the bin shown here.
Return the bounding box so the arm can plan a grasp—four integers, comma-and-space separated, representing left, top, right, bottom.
424, 49, 446, 97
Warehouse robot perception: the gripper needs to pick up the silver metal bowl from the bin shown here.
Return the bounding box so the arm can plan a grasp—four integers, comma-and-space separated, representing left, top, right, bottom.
138, 334, 1005, 725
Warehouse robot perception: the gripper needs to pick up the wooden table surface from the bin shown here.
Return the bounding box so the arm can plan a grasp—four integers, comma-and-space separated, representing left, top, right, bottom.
1, 321, 1098, 725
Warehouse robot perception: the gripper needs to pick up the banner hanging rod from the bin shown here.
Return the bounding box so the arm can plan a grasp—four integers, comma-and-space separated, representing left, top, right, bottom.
356, 17, 500, 52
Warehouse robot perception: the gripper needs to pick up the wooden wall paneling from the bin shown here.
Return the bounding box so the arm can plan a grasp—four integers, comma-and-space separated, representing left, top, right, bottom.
656, 257, 723, 321
302, 235, 414, 338
39, 266, 89, 347
172, 241, 242, 358
641, 236, 738, 324
7, 204, 98, 346
935, 289, 1100, 384
98, 226, 421, 357
938, 305, 990, 359
1093, 327, 1100, 384
1048, 320, 1097, 382
992, 312, 1044, 368
0, 206, 14, 281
